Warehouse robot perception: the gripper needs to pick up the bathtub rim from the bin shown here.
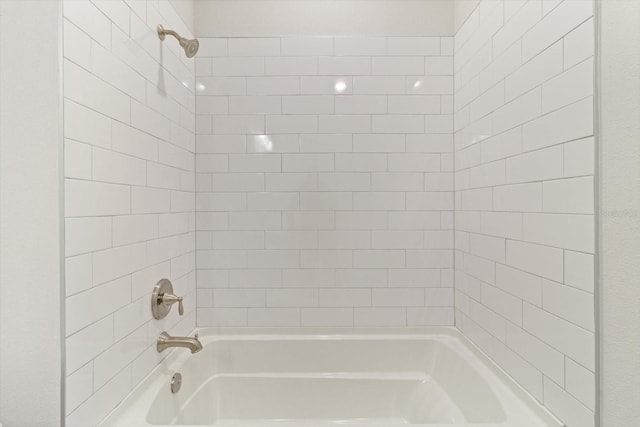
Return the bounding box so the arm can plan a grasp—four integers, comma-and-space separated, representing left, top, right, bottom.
99, 326, 564, 427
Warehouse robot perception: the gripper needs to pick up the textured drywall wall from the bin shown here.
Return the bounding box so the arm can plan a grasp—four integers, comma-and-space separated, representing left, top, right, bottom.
194, 0, 454, 37
0, 0, 63, 425
598, 0, 640, 425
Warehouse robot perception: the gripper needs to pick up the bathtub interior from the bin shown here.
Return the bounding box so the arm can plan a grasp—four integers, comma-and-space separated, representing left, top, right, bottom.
147, 336, 506, 425
99, 328, 564, 427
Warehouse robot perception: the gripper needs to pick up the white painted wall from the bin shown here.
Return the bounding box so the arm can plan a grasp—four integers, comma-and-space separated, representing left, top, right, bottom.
0, 0, 63, 425
598, 0, 640, 425
194, 0, 454, 37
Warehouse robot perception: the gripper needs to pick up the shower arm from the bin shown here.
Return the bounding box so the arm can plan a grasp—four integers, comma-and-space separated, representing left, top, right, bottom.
157, 24, 199, 58
158, 25, 186, 45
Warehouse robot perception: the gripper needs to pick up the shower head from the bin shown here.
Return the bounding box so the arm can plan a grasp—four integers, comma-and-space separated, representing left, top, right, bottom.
157, 24, 199, 58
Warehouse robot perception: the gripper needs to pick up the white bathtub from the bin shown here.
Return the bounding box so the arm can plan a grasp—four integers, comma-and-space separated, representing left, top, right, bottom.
101, 327, 563, 427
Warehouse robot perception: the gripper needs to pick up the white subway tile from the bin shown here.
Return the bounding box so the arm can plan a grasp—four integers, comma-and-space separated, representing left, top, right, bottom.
523, 97, 594, 152
63, 19, 91, 69
564, 250, 594, 293
543, 372, 595, 426
64, 0, 111, 47
319, 172, 370, 191
212, 115, 265, 134
353, 134, 406, 152
227, 96, 281, 115
229, 154, 281, 172
388, 96, 440, 114
319, 56, 371, 75
543, 177, 594, 214
335, 211, 387, 230
522, 213, 594, 253
300, 192, 353, 211
283, 269, 334, 288
268, 289, 318, 307
506, 145, 563, 184
283, 212, 334, 230
355, 308, 406, 326
229, 269, 281, 288
302, 308, 353, 326
282, 96, 333, 114
543, 279, 594, 331
266, 173, 318, 191
408, 307, 454, 325
492, 87, 541, 135
66, 362, 93, 414
248, 308, 300, 326
426, 57, 454, 76
334, 37, 386, 56
248, 77, 300, 95
64, 60, 130, 124
564, 18, 594, 69
336, 269, 387, 287
319, 231, 371, 249
565, 358, 596, 411
197, 308, 247, 327
319, 289, 371, 307
248, 192, 300, 211
198, 77, 247, 95
265, 231, 318, 249
388, 37, 440, 56
65, 217, 112, 257
506, 240, 563, 282
373, 288, 424, 307
112, 121, 159, 161
228, 38, 280, 56
281, 37, 333, 56
301, 76, 352, 95
267, 115, 318, 133
354, 76, 406, 94
335, 96, 387, 114
495, 264, 543, 306
212, 231, 264, 249
248, 134, 300, 153
372, 57, 424, 75
65, 179, 130, 217
266, 57, 318, 75
211, 57, 265, 77
92, 325, 146, 389
66, 254, 93, 297
214, 289, 265, 307
522, 0, 593, 61
354, 250, 405, 268
66, 316, 113, 373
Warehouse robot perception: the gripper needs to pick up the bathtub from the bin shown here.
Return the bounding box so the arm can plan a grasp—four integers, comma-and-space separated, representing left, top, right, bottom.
101, 327, 563, 427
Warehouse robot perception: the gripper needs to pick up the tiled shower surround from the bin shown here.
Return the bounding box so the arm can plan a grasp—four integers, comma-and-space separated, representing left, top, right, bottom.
62, 1, 196, 425
57, 1, 597, 426
454, 1, 595, 426
194, 36, 456, 327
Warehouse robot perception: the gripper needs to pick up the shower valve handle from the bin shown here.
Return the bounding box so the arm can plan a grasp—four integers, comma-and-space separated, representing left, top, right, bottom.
162, 293, 184, 316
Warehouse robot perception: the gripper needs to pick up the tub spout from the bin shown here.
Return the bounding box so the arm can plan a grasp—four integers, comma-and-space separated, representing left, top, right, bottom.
157, 331, 203, 354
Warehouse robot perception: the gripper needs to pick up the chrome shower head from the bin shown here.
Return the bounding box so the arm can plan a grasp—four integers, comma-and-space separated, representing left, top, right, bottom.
157, 24, 199, 58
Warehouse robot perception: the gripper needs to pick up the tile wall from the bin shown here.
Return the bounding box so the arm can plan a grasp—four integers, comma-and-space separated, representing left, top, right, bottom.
194, 36, 456, 327
453, 1, 595, 426
56, 1, 598, 426
62, 0, 196, 424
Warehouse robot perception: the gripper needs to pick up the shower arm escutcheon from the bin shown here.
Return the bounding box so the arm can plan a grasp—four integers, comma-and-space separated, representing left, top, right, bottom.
152, 278, 184, 319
